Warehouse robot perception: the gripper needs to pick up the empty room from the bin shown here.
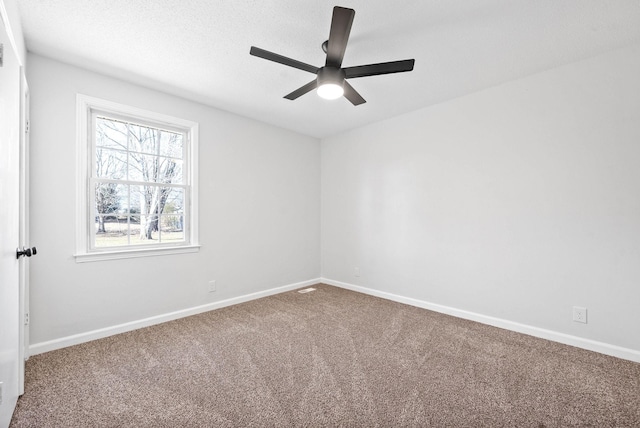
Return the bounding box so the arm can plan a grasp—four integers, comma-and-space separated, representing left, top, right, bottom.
1, 1, 639, 426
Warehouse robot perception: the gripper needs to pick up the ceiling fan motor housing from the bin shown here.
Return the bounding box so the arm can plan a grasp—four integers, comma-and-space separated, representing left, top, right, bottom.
317, 67, 346, 87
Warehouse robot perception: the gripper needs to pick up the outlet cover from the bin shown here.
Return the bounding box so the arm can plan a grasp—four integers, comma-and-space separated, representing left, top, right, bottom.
208, 280, 216, 293
572, 306, 587, 324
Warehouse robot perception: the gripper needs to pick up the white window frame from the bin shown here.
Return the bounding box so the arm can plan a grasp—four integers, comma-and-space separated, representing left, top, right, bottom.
75, 94, 199, 262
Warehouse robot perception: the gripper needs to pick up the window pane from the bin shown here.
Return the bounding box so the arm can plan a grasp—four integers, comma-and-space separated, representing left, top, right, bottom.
116, 184, 132, 215
128, 155, 182, 184
127, 215, 145, 245
129, 124, 159, 155
139, 212, 159, 242
128, 153, 158, 182
96, 147, 126, 179
159, 131, 183, 158
130, 185, 146, 215
160, 214, 184, 242
163, 188, 184, 214
134, 185, 160, 243
95, 214, 129, 247
158, 157, 183, 184
96, 118, 128, 150
95, 183, 127, 215
132, 185, 161, 219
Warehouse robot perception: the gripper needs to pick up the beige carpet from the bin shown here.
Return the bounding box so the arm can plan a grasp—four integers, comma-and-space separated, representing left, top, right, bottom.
10, 284, 640, 427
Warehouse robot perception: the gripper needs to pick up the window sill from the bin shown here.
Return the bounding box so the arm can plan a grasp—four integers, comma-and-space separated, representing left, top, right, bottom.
74, 245, 201, 263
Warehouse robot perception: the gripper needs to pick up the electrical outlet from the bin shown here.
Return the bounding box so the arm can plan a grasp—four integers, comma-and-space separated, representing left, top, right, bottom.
0, 381, 3, 405
573, 306, 587, 324
355, 267, 360, 277
208, 280, 216, 293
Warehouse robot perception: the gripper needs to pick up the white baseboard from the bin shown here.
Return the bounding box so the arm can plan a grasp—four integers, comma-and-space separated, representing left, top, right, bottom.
321, 278, 640, 363
30, 277, 640, 363
29, 278, 321, 356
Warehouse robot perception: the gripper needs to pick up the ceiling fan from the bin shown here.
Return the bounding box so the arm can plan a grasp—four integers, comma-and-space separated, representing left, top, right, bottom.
250, 6, 415, 106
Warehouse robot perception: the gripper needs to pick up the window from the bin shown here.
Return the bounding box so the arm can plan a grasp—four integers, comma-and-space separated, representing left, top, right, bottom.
76, 95, 199, 262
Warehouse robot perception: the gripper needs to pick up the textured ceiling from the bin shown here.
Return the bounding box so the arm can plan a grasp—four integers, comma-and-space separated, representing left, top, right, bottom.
17, 0, 640, 138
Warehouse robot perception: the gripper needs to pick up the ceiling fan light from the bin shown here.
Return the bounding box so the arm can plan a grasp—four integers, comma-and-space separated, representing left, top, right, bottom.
317, 83, 344, 100
316, 67, 346, 100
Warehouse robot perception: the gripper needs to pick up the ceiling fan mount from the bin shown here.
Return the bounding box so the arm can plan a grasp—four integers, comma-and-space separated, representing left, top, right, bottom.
250, 6, 415, 106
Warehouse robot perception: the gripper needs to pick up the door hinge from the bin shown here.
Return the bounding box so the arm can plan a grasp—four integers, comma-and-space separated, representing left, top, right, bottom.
26, 119, 30, 134
0, 43, 4, 67
24, 312, 29, 325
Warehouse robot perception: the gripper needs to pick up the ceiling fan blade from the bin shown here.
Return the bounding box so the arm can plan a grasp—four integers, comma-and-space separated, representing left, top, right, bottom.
250, 46, 319, 74
343, 81, 366, 106
325, 7, 355, 68
344, 59, 415, 79
284, 80, 318, 100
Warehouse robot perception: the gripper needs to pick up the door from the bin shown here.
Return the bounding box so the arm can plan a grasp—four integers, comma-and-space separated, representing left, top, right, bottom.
0, 18, 23, 427
18, 71, 30, 396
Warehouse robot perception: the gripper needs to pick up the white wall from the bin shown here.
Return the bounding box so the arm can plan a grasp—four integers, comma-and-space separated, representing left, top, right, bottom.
27, 54, 320, 347
321, 43, 640, 355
